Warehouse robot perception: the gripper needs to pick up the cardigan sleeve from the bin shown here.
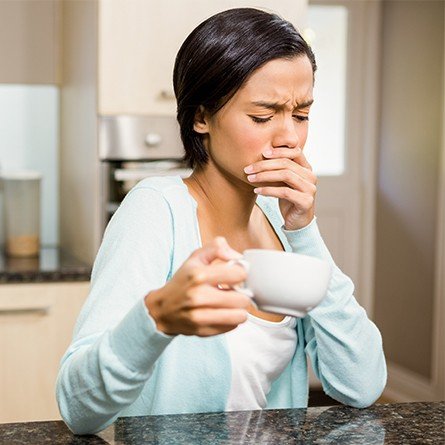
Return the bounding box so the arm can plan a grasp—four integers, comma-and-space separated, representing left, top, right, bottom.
282, 217, 387, 408
56, 186, 175, 435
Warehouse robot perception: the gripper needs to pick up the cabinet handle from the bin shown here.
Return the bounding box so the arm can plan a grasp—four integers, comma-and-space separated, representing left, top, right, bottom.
0, 306, 50, 316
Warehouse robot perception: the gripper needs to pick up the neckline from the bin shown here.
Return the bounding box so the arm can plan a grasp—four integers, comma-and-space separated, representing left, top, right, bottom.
178, 176, 198, 208
176, 175, 288, 251
247, 312, 294, 327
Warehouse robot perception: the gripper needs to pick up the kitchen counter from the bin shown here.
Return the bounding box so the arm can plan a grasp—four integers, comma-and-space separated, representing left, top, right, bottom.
0, 402, 443, 444
0, 247, 91, 283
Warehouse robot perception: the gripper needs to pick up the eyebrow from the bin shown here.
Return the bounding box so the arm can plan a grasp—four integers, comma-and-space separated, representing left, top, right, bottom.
251, 99, 314, 111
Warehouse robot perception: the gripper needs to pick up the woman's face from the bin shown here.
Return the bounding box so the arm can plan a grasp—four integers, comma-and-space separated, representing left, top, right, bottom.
194, 56, 314, 187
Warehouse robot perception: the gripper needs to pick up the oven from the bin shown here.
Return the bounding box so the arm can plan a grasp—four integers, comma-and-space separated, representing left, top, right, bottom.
98, 115, 192, 231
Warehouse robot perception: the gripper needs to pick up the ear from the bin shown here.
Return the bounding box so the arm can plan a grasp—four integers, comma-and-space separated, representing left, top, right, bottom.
193, 105, 210, 134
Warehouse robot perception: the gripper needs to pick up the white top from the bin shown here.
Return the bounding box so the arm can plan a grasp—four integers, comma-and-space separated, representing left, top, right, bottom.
225, 313, 298, 411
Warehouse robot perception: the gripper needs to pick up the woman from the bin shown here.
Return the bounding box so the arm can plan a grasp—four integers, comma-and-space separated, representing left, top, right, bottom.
56, 8, 386, 435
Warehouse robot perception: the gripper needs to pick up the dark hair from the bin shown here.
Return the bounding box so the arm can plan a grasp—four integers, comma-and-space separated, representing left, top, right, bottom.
173, 7, 317, 170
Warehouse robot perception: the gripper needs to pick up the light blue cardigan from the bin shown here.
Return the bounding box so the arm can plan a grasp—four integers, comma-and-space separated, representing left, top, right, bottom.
56, 176, 387, 435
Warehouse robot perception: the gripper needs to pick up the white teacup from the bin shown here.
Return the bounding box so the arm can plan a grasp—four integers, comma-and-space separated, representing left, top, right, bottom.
228, 249, 332, 318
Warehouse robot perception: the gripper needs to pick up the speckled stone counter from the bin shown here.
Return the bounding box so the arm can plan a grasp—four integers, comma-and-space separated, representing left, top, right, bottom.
0, 247, 91, 283
1, 402, 443, 444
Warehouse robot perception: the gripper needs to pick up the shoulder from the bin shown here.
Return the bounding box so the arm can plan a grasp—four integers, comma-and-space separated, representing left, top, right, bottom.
105, 175, 195, 237
134, 176, 184, 193
92, 177, 182, 281
131, 175, 186, 196
120, 175, 189, 213
103, 177, 180, 238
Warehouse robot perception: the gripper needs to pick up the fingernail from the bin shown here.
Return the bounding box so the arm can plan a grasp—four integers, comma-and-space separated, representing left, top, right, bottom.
247, 174, 256, 182
263, 149, 273, 157
244, 165, 254, 173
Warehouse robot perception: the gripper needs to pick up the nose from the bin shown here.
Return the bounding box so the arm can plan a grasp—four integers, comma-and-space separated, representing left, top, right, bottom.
271, 115, 300, 149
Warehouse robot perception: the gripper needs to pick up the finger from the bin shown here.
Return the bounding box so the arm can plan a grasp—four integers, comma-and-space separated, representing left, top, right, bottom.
188, 308, 248, 329
262, 147, 314, 172
293, 149, 313, 171
183, 262, 248, 288
205, 261, 248, 286
171, 320, 244, 337
245, 158, 297, 174
190, 236, 242, 265
254, 186, 315, 210
245, 158, 316, 184
262, 147, 301, 160
247, 169, 317, 194
193, 324, 242, 337
185, 285, 251, 309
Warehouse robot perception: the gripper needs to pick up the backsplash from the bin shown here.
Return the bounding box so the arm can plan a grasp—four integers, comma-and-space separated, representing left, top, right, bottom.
0, 85, 59, 246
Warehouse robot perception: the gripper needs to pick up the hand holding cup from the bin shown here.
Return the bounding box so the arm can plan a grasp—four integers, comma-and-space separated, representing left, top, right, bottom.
145, 237, 251, 337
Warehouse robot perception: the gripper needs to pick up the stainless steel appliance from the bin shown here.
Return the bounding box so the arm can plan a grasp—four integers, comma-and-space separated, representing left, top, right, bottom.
98, 115, 192, 230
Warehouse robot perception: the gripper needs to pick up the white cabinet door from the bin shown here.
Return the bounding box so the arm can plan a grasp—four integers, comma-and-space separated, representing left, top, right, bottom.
0, 283, 89, 423
98, 0, 308, 115
0, 0, 59, 84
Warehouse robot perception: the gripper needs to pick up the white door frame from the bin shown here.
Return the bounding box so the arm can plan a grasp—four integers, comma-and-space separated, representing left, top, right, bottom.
354, 0, 383, 319
309, 0, 382, 317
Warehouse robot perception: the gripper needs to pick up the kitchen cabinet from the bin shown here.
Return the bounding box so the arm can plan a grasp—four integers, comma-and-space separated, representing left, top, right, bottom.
0, 282, 89, 423
98, 0, 308, 115
0, 0, 60, 84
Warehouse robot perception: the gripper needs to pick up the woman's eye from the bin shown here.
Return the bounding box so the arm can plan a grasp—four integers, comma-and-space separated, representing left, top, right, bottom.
250, 116, 272, 124
294, 115, 309, 122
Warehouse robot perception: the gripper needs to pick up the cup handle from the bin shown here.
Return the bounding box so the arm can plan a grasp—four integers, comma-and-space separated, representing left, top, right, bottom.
223, 258, 255, 300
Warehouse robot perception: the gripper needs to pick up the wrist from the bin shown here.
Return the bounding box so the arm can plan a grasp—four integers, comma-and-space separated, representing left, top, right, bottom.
145, 288, 167, 333
284, 214, 317, 232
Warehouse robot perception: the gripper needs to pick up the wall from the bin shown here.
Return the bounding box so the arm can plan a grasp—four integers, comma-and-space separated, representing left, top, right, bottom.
0, 86, 59, 246
0, 0, 60, 246
59, 0, 100, 263
374, 0, 444, 379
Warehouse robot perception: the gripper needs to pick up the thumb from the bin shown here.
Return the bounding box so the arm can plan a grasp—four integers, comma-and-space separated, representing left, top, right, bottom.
193, 236, 242, 265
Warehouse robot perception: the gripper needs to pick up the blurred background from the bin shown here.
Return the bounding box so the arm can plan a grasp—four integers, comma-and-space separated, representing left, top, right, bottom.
0, 0, 443, 424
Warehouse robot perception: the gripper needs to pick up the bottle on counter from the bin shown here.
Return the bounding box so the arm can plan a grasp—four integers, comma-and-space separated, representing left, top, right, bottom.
2, 171, 41, 258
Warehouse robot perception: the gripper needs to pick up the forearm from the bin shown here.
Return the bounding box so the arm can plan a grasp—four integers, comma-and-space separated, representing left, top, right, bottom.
56, 298, 173, 434
304, 290, 386, 407
283, 217, 387, 407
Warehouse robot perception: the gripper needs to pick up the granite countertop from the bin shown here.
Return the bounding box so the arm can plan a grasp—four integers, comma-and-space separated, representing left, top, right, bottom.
1, 402, 443, 444
0, 247, 91, 283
